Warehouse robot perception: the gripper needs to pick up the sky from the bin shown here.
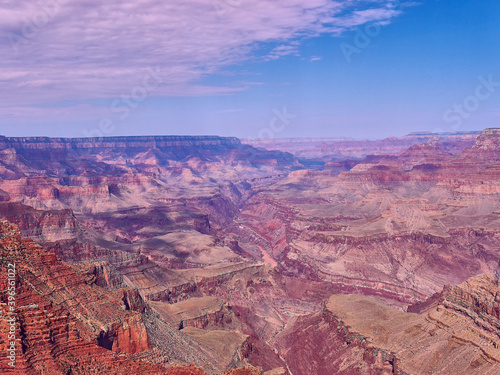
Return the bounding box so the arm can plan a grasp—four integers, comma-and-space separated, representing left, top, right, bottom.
0, 0, 499, 139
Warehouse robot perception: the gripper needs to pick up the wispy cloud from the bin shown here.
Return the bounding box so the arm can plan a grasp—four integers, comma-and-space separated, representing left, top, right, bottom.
266, 43, 301, 60
0, 0, 414, 108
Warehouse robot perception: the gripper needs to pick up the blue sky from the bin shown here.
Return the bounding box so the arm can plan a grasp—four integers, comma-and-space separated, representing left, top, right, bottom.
1, 0, 499, 139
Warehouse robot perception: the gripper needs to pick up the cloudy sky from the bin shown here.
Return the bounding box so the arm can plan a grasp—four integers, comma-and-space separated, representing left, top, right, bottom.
1, 0, 499, 139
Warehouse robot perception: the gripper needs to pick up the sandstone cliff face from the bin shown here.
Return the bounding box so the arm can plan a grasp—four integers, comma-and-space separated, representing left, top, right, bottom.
0, 220, 165, 374
0, 202, 80, 242
438, 273, 500, 333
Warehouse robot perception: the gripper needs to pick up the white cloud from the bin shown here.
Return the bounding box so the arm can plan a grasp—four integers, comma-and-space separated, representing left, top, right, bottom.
0, 0, 414, 107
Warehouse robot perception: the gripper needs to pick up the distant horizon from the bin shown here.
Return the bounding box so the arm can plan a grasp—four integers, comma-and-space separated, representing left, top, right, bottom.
0, 128, 488, 143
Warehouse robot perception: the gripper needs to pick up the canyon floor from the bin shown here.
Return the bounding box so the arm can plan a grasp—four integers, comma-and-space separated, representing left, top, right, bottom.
1, 130, 500, 374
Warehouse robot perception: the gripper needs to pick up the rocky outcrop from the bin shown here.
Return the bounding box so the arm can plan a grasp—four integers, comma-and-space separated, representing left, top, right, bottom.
150, 297, 231, 330
0, 202, 79, 242
0, 220, 167, 374
461, 128, 500, 157
277, 274, 500, 375
276, 307, 404, 375
431, 273, 500, 334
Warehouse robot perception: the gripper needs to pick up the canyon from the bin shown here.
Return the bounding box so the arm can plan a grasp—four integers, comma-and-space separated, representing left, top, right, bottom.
0, 129, 499, 374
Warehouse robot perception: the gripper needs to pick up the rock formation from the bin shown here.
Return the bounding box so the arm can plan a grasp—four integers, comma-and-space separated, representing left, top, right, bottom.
0, 130, 499, 374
